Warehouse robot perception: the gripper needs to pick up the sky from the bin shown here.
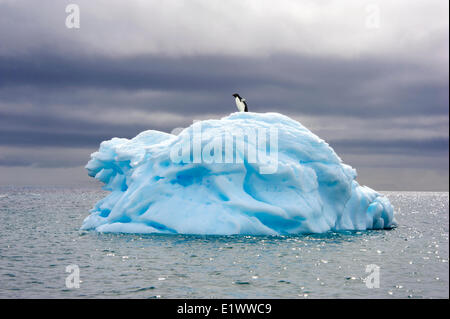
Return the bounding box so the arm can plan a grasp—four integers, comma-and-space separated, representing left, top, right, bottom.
0, 0, 448, 190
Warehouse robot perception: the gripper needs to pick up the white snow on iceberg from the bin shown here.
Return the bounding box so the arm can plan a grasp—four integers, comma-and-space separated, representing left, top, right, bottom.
82, 112, 396, 235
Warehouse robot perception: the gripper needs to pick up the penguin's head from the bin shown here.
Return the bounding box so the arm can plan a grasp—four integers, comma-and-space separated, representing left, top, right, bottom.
232, 93, 240, 98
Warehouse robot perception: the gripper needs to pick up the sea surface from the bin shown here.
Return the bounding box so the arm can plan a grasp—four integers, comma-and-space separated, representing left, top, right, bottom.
0, 187, 448, 298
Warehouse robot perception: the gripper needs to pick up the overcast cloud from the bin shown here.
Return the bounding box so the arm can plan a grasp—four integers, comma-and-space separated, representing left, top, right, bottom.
0, 0, 448, 190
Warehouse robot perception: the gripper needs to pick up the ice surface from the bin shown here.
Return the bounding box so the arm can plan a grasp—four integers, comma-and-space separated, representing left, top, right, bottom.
82, 112, 396, 235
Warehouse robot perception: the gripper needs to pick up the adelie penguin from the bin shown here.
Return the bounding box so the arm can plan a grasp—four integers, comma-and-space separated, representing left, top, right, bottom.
233, 93, 248, 112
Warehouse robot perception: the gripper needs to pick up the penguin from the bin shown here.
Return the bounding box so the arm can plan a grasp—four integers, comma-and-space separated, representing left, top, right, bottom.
232, 93, 248, 112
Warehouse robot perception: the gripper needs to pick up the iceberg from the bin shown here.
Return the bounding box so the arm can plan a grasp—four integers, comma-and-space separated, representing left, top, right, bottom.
82, 112, 396, 235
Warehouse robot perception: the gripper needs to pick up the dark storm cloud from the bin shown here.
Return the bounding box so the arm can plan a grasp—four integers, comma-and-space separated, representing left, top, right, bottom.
0, 0, 447, 190
0, 147, 91, 168
0, 110, 164, 143
0, 53, 448, 177
0, 129, 113, 148
0, 53, 447, 117
331, 137, 449, 156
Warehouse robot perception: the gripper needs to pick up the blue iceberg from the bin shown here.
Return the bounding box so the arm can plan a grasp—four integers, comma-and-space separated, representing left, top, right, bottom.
82, 112, 396, 235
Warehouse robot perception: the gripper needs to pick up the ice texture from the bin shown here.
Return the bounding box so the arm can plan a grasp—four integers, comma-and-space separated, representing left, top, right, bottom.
82, 112, 396, 235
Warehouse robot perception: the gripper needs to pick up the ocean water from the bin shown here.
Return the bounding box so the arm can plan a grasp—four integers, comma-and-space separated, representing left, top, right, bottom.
0, 187, 448, 299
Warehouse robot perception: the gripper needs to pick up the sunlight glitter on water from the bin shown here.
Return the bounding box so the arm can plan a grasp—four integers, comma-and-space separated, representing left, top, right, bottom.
0, 187, 448, 298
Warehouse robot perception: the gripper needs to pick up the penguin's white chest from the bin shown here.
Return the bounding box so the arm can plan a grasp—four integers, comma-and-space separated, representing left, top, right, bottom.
235, 97, 246, 112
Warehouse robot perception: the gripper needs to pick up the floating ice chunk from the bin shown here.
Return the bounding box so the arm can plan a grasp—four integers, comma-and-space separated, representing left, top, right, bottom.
82, 112, 396, 235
